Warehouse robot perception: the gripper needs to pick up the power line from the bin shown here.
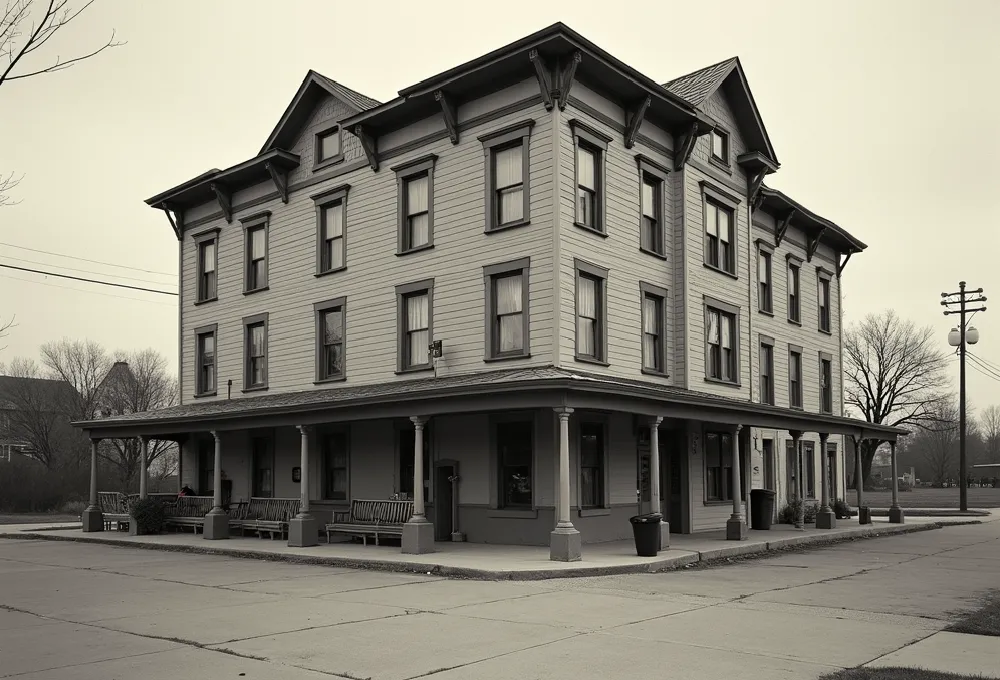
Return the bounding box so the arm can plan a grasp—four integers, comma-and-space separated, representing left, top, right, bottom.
969, 351, 1000, 374
0, 264, 178, 296
967, 354, 1000, 382
0, 273, 176, 307
0, 255, 174, 286
0, 241, 175, 277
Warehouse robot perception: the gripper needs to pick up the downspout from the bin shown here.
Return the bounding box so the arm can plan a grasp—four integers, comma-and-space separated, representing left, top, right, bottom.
837, 255, 847, 500
747, 188, 754, 405
550, 99, 562, 369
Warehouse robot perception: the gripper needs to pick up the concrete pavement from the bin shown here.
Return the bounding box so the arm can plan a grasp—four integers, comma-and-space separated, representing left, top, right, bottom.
0, 518, 997, 680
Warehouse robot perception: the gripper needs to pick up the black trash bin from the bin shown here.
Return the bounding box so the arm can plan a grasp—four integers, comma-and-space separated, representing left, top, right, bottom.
750, 489, 776, 530
630, 513, 662, 557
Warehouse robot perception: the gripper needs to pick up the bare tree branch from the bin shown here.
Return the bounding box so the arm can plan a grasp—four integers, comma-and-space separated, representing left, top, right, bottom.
0, 314, 14, 351
0, 171, 23, 206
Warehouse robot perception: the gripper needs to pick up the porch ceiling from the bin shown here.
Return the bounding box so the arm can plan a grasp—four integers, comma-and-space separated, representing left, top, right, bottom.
72, 365, 905, 441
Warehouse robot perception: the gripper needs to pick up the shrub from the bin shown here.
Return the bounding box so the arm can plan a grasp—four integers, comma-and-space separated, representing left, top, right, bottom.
898, 480, 912, 492
832, 498, 853, 519
779, 499, 820, 524
130, 497, 165, 535
60, 500, 87, 515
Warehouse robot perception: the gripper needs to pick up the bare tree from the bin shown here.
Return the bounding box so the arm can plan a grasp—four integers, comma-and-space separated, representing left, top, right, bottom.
844, 310, 950, 487
39, 337, 111, 420
0, 357, 73, 468
981, 405, 1000, 465
1, 0, 123, 88
910, 401, 960, 486
95, 349, 177, 491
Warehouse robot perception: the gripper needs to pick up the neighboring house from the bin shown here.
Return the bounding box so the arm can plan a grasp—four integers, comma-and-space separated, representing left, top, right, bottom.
0, 375, 78, 465
78, 23, 902, 557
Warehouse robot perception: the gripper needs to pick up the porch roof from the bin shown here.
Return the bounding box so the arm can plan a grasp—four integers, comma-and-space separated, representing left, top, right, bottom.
72, 366, 906, 441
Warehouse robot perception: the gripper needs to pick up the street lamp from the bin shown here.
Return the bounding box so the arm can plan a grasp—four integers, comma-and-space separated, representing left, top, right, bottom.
946, 317, 983, 511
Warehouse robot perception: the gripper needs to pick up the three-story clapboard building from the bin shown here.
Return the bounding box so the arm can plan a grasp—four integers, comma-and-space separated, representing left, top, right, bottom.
79, 24, 902, 561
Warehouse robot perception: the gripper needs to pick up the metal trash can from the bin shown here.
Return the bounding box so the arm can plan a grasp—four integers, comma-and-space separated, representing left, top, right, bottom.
750, 489, 776, 530
630, 513, 662, 557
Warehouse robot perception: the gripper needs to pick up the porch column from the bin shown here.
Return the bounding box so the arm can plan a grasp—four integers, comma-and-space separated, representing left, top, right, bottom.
203, 430, 228, 540
889, 440, 905, 523
649, 416, 668, 548
854, 436, 869, 524
816, 433, 835, 529
138, 436, 149, 500
81, 438, 103, 532
726, 425, 747, 540
550, 407, 581, 561
402, 416, 434, 554
789, 430, 804, 530
289, 425, 318, 547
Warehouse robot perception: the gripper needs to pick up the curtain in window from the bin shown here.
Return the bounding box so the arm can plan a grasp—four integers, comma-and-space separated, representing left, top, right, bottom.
407, 294, 429, 364
203, 242, 216, 272
577, 276, 597, 356
705, 203, 718, 238
643, 296, 658, 368
707, 310, 719, 346
787, 266, 796, 294
496, 274, 522, 352
251, 228, 266, 260
324, 203, 344, 268
323, 309, 343, 376
578, 147, 595, 190
642, 180, 655, 219
495, 146, 523, 223
758, 252, 767, 285
250, 325, 265, 384
718, 209, 730, 243
407, 176, 429, 246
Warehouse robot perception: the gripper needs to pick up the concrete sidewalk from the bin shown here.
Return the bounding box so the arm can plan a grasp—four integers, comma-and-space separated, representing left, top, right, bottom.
1, 514, 988, 579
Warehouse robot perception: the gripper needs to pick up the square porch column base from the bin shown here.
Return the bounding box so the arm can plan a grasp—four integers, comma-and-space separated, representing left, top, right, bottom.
549, 527, 582, 562
816, 508, 837, 529
402, 520, 435, 554
888, 506, 905, 524
203, 510, 230, 540
81, 507, 103, 532
288, 515, 318, 547
659, 521, 670, 549
726, 517, 748, 540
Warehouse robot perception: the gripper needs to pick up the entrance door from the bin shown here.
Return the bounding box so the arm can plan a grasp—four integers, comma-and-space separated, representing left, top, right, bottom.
251, 436, 273, 498
762, 439, 775, 491
434, 464, 454, 540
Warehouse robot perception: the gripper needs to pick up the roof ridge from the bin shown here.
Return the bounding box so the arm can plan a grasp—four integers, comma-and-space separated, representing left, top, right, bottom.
663, 56, 738, 87
309, 70, 382, 111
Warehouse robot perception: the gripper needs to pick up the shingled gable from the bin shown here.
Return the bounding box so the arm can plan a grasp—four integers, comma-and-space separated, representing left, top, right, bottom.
664, 56, 778, 167
259, 70, 382, 154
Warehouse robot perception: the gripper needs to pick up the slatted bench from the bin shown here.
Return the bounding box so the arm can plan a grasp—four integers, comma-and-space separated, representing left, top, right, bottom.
232, 498, 300, 540
325, 499, 413, 545
164, 496, 214, 533
98, 491, 131, 531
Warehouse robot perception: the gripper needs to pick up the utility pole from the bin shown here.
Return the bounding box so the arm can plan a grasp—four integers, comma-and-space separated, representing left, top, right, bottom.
942, 282, 987, 512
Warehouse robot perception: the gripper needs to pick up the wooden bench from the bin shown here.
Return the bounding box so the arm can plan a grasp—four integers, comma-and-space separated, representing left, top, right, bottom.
232, 498, 300, 540
164, 496, 214, 533
98, 491, 131, 531
325, 499, 413, 545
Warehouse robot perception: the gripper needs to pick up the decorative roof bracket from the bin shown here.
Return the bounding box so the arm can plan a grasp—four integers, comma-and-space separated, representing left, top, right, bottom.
806, 226, 827, 262
435, 90, 459, 145
837, 250, 853, 278
556, 51, 582, 111
674, 121, 700, 171
160, 202, 183, 240
210, 183, 232, 223
529, 49, 554, 111
624, 95, 651, 149
265, 161, 289, 204
748, 170, 766, 214
353, 124, 379, 172
775, 208, 796, 247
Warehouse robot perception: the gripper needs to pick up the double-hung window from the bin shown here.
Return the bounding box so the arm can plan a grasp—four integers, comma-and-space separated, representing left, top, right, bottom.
702, 182, 740, 275
638, 156, 668, 256
195, 231, 219, 302
802, 442, 816, 499
710, 129, 729, 164
789, 346, 803, 408
393, 155, 437, 254
640, 282, 668, 375
479, 121, 533, 231
759, 335, 775, 405
484, 258, 529, 360
396, 280, 433, 372
243, 313, 268, 391
820, 353, 833, 414
758, 244, 773, 313
313, 184, 349, 275
579, 421, 606, 509
705, 298, 739, 384
818, 270, 832, 333
314, 297, 346, 382
787, 256, 802, 323
570, 119, 610, 234
575, 260, 608, 364
195, 324, 217, 396
705, 431, 734, 501
242, 212, 269, 293
321, 430, 348, 501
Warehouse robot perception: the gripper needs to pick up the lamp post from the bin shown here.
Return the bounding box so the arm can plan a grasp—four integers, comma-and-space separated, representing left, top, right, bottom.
943, 280, 985, 512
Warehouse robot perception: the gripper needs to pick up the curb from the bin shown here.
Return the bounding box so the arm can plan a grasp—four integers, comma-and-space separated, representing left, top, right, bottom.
0, 520, 979, 581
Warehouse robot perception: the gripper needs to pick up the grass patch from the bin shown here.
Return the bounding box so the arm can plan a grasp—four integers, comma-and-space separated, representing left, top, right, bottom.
821, 668, 991, 680
947, 591, 1000, 637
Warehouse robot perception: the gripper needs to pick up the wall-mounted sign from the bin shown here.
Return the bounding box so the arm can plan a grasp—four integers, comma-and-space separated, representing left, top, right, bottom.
292, 467, 301, 483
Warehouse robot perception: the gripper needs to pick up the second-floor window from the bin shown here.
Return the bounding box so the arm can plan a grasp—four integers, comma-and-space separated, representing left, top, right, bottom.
788, 258, 801, 323
243, 314, 268, 390
640, 173, 664, 255
641, 283, 667, 375
818, 274, 831, 332
396, 280, 433, 372
705, 199, 734, 274
196, 234, 218, 302
706, 302, 738, 384
789, 347, 803, 408
394, 155, 437, 255
484, 258, 529, 360
760, 337, 774, 405
575, 260, 608, 364
195, 325, 217, 396
314, 297, 345, 382
242, 213, 269, 293
758, 246, 773, 313
479, 120, 533, 232
820, 354, 833, 413
313, 184, 349, 275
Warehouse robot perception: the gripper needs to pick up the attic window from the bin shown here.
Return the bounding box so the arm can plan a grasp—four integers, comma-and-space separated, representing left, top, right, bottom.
315, 126, 343, 168
711, 129, 729, 164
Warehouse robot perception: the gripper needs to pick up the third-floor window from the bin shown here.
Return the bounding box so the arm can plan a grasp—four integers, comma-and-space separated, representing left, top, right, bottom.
393, 155, 437, 255
479, 120, 533, 232
313, 184, 349, 276
637, 157, 668, 257
706, 304, 738, 383
242, 213, 269, 293
704, 199, 735, 275
196, 233, 218, 302
818, 274, 831, 333
758, 246, 773, 313
787, 258, 801, 323
570, 119, 610, 235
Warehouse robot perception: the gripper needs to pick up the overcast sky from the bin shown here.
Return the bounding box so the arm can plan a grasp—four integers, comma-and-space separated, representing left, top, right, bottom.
1, 0, 997, 409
